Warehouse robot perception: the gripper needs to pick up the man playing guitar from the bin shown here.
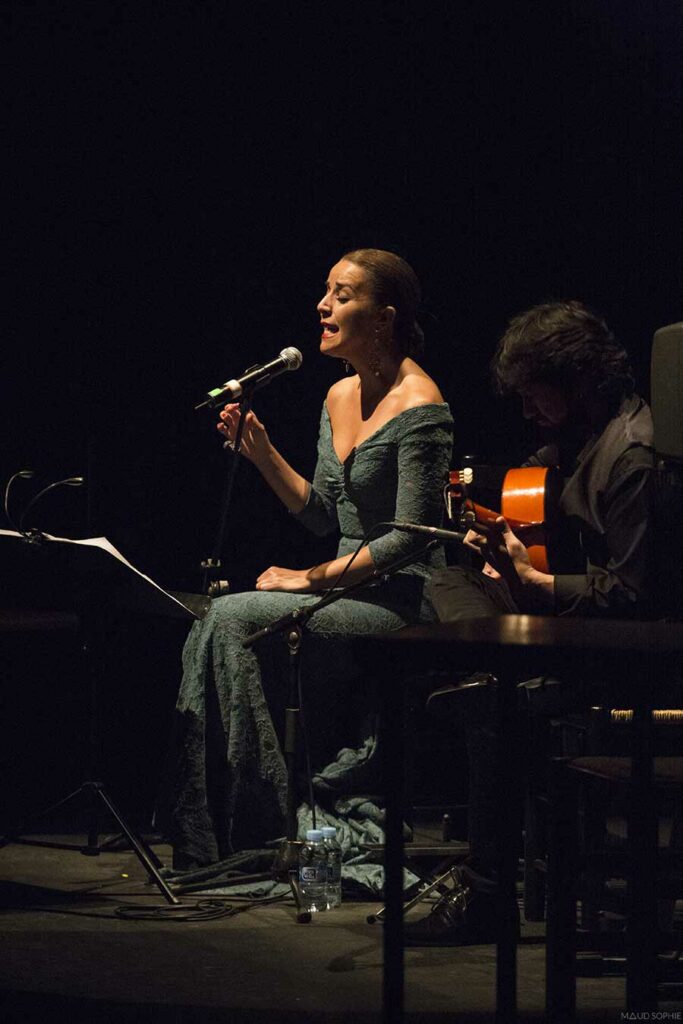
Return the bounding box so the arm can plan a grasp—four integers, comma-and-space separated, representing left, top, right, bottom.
405, 299, 655, 946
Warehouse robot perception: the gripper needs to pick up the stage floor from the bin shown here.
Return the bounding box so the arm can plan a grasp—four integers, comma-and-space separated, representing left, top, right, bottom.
0, 835, 662, 1022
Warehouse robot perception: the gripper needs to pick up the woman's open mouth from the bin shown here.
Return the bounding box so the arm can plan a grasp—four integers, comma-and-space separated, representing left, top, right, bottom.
320, 323, 339, 340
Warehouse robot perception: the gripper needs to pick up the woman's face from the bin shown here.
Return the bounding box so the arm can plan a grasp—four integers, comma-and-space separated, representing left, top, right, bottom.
317, 259, 383, 361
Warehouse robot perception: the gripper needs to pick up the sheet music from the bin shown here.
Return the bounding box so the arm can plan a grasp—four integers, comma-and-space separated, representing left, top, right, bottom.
0, 528, 206, 619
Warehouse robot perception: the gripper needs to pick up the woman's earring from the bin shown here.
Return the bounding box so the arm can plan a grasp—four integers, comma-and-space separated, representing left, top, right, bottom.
369, 330, 382, 377
344, 360, 352, 375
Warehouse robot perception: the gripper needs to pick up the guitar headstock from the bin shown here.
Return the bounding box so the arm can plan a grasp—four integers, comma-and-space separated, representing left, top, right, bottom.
449, 467, 474, 486
445, 464, 548, 537
444, 467, 475, 525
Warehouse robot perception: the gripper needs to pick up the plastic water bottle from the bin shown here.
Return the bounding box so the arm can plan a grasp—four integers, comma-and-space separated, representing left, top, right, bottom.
321, 826, 342, 909
298, 829, 328, 913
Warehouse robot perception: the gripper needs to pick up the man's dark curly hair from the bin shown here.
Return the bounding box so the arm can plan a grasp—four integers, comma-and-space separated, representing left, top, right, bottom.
492, 300, 635, 408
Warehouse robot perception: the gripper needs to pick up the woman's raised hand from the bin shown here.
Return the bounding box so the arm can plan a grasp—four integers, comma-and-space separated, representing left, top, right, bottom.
217, 404, 270, 465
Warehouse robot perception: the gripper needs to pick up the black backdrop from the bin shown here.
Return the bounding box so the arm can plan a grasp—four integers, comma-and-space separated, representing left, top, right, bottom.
3, 1, 682, 820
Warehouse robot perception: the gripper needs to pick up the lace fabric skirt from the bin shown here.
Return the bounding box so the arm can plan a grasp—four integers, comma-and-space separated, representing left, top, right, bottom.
162, 575, 431, 866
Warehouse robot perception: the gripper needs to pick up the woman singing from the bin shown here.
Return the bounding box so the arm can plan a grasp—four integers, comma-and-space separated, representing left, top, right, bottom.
166, 249, 453, 867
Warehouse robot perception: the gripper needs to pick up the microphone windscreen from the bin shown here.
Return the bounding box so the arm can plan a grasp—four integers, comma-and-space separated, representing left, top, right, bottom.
281, 347, 303, 370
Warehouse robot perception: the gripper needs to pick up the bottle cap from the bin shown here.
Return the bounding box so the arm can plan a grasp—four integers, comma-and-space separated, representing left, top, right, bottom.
320, 826, 337, 838
305, 829, 323, 841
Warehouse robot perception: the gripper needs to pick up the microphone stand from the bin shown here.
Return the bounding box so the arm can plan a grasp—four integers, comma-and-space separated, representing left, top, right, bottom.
200, 391, 253, 596
169, 539, 440, 918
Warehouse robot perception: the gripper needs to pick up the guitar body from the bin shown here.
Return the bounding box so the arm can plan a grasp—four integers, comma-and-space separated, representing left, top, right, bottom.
500, 466, 553, 572
447, 465, 560, 572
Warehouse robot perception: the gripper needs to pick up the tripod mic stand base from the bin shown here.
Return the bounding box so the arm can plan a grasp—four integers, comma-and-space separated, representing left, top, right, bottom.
169, 839, 312, 922
0, 780, 180, 906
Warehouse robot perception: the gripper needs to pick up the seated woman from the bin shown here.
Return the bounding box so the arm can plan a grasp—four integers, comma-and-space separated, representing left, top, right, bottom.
165, 248, 453, 867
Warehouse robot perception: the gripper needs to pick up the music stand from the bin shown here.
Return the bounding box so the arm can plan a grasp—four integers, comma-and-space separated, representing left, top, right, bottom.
0, 528, 207, 905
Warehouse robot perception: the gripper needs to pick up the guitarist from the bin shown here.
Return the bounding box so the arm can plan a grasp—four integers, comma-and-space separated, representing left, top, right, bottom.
405, 299, 655, 946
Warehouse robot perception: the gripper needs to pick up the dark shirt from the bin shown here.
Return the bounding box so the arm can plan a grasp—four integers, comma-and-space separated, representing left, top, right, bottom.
526, 394, 654, 617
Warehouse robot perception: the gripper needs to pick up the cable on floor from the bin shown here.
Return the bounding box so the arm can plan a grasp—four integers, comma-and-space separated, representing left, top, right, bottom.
114, 898, 236, 921
113, 888, 291, 921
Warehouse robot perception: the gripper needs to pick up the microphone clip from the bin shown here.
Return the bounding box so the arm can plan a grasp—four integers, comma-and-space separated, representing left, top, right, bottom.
195, 368, 261, 412
21, 528, 46, 546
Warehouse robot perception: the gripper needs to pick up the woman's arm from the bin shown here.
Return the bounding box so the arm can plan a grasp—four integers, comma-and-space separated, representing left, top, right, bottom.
365, 409, 454, 570
254, 546, 378, 592
217, 403, 309, 513
256, 404, 454, 594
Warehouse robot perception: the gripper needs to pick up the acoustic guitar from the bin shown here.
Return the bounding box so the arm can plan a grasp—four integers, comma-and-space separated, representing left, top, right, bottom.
445, 465, 561, 573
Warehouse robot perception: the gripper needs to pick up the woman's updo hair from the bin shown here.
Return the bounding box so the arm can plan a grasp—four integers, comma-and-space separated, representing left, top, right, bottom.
342, 248, 425, 357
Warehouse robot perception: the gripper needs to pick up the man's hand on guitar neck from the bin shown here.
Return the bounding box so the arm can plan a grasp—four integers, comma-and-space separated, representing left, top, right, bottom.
465, 516, 555, 610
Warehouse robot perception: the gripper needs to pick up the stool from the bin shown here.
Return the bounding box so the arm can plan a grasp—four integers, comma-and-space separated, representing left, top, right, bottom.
546, 755, 683, 1020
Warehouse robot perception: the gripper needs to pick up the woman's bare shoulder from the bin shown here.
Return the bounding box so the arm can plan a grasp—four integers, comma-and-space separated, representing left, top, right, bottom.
395, 363, 445, 409
326, 375, 357, 410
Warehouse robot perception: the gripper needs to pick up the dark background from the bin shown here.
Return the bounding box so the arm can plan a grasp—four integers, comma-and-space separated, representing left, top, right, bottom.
3, 0, 682, 823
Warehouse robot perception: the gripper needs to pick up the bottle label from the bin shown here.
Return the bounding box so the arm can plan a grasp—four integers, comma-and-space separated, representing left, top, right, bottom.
300, 866, 326, 883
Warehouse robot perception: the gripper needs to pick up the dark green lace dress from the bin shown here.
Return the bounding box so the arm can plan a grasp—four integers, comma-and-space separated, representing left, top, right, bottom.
166, 402, 453, 865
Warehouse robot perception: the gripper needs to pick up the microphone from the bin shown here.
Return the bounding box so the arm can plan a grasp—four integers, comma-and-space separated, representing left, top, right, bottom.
18, 476, 85, 538
388, 521, 467, 544
195, 347, 303, 410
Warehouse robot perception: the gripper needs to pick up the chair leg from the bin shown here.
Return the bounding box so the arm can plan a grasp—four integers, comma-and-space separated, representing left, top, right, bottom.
546, 761, 579, 1022
523, 787, 546, 921
367, 861, 462, 924
577, 780, 607, 931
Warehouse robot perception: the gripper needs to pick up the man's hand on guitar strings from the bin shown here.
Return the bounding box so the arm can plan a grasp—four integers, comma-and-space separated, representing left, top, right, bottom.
468, 516, 555, 608
466, 517, 539, 584
465, 518, 519, 586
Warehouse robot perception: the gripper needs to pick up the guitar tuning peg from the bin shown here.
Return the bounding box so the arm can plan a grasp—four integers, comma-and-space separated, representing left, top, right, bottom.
460, 454, 477, 485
